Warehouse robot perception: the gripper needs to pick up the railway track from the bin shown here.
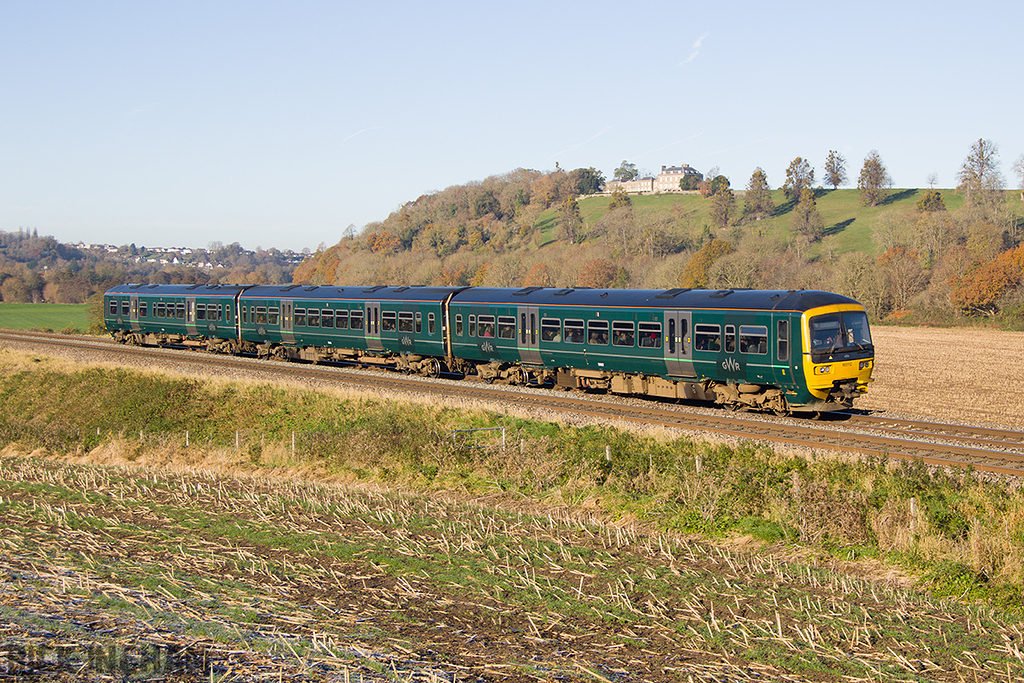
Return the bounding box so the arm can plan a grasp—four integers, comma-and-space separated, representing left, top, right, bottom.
4, 328, 1024, 478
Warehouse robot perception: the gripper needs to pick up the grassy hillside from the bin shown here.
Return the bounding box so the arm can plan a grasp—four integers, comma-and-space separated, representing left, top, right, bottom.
0, 302, 89, 332
574, 187, 968, 257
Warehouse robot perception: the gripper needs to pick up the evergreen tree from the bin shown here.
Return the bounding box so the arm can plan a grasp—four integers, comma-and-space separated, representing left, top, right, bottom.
742, 168, 774, 221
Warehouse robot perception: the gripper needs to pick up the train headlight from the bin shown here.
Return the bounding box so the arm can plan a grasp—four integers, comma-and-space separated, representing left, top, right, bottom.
815, 365, 832, 375
859, 360, 872, 370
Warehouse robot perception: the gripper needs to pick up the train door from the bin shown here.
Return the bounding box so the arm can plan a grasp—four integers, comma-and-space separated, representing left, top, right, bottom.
129, 295, 140, 332
772, 313, 797, 388
365, 302, 383, 351
664, 310, 695, 377
280, 300, 295, 345
517, 306, 540, 365
185, 297, 197, 336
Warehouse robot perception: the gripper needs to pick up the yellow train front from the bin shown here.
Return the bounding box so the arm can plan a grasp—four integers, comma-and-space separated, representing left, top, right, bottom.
796, 301, 874, 411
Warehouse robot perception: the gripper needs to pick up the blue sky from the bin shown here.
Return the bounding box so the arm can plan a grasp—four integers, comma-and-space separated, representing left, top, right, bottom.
2, 1, 1021, 252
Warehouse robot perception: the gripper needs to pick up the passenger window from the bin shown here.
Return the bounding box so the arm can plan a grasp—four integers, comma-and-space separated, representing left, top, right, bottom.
322, 310, 334, 328
197, 304, 207, 320
108, 299, 118, 315
565, 319, 584, 343
478, 315, 495, 338
694, 324, 721, 352
295, 309, 307, 327
415, 312, 422, 334
242, 307, 248, 324
739, 325, 768, 354
428, 312, 435, 335
350, 310, 364, 330
382, 311, 396, 332
469, 315, 477, 337
541, 318, 561, 342
336, 310, 349, 329
612, 321, 634, 347
176, 303, 185, 319
587, 320, 609, 345
139, 302, 148, 317
308, 310, 320, 328
398, 312, 414, 333
455, 314, 463, 336
725, 325, 735, 353
268, 307, 280, 325
638, 322, 661, 348
497, 316, 516, 339
122, 301, 130, 317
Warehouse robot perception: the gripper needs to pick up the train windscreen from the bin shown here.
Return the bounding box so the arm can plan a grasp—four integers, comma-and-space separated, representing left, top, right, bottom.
809, 311, 872, 355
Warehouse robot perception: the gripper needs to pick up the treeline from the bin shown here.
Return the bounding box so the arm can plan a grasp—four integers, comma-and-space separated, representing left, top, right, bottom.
0, 231, 299, 304
295, 141, 1024, 328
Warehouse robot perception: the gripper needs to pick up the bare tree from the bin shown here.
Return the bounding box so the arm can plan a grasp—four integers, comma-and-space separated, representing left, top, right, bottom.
1012, 153, 1024, 197
782, 157, 815, 202
823, 150, 847, 189
957, 138, 1004, 203
857, 150, 891, 207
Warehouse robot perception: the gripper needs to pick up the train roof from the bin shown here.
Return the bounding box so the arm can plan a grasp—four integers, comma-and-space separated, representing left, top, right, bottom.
239, 284, 467, 303
450, 287, 862, 313
107, 284, 251, 296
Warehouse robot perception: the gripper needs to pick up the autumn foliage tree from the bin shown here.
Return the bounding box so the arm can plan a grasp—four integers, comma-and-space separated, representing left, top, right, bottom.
679, 239, 734, 288
576, 259, 618, 288
742, 168, 774, 221
950, 245, 1024, 315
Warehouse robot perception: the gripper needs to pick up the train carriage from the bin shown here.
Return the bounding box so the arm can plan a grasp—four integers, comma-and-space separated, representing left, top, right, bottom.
104, 284, 248, 352
236, 285, 463, 375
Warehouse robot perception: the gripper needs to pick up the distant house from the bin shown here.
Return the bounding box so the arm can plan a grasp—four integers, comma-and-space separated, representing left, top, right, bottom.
654, 164, 702, 192
603, 164, 702, 195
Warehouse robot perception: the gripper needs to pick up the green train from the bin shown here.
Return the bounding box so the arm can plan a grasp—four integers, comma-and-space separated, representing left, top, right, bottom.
105, 284, 874, 414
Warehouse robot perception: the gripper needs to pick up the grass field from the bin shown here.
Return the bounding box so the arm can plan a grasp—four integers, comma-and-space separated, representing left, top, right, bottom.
566, 187, 972, 259
0, 302, 90, 332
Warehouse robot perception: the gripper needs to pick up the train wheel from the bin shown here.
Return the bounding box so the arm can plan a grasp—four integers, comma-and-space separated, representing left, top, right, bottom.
425, 358, 441, 378
516, 367, 531, 386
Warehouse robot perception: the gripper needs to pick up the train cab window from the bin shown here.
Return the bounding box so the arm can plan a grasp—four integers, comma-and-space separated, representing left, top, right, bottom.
121, 301, 130, 317
428, 313, 435, 335
398, 311, 414, 333
612, 321, 635, 347
565, 319, 585, 343
587, 320, 609, 345
777, 320, 789, 361
350, 310, 364, 330
322, 310, 334, 328
455, 314, 463, 336
415, 312, 422, 334
294, 309, 306, 327
739, 325, 768, 354
541, 318, 562, 342
139, 302, 148, 318
176, 303, 186, 319
468, 315, 476, 337
196, 304, 207, 320
694, 324, 721, 352
268, 307, 280, 325
478, 315, 495, 338
497, 316, 516, 339
724, 325, 736, 353
308, 310, 320, 328
108, 299, 118, 316
382, 311, 397, 332
638, 322, 661, 348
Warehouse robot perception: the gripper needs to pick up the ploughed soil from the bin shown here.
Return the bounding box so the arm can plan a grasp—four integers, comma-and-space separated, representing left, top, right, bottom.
859, 325, 1024, 429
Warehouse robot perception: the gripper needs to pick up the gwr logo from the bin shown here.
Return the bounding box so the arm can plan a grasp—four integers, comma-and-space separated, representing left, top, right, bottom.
722, 358, 741, 372
401, 335, 413, 346
480, 341, 494, 353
